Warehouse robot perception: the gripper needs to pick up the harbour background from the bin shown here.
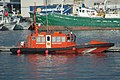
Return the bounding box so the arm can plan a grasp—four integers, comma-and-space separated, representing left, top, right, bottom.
0, 30, 120, 47
0, 30, 120, 80
0, 0, 120, 79
2, 0, 120, 17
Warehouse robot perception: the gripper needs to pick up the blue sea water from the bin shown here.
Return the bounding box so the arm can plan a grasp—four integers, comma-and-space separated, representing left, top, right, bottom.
0, 30, 120, 80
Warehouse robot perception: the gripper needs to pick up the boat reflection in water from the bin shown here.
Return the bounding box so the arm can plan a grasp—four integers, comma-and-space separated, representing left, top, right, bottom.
26, 53, 107, 66
16, 53, 107, 79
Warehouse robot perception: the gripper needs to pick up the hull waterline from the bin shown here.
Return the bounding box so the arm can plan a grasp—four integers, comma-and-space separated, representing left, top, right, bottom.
10, 43, 114, 54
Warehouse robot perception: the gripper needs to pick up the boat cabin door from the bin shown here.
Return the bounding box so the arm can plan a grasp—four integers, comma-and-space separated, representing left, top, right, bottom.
46, 35, 51, 48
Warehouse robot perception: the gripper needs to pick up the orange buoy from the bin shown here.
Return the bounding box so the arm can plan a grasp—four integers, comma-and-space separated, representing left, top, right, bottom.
45, 50, 49, 56
17, 49, 21, 56
72, 47, 76, 51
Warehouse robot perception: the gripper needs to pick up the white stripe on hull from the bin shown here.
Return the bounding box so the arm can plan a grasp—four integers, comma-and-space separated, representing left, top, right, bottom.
82, 48, 97, 54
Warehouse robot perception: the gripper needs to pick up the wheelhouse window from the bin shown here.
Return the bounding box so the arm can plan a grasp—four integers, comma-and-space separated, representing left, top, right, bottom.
67, 34, 70, 42
56, 36, 61, 42
80, 10, 81, 12
67, 34, 76, 42
61, 36, 65, 42
36, 36, 45, 43
41, 36, 45, 42
36, 36, 40, 43
82, 10, 85, 13
32, 36, 36, 40
52, 36, 56, 42
52, 36, 65, 42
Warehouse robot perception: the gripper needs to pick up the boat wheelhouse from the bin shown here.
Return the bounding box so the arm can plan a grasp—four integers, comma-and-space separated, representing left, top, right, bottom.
75, 7, 99, 17
24, 31, 76, 49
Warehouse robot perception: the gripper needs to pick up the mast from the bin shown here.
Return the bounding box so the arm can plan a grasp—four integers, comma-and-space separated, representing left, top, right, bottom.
45, 0, 49, 33
34, 2, 38, 35
43, 0, 49, 33
34, 2, 36, 26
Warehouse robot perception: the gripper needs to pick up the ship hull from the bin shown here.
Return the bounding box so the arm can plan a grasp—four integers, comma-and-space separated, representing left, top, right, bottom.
10, 43, 114, 54
30, 13, 120, 29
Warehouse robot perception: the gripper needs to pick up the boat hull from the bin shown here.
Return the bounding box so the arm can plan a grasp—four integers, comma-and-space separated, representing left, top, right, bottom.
30, 13, 120, 29
10, 43, 114, 54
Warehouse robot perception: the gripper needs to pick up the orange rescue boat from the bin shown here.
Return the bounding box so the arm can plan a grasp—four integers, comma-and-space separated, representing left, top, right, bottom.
10, 24, 114, 55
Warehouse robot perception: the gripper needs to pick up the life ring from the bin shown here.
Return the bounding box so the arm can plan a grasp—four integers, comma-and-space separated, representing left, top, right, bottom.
37, 8, 41, 13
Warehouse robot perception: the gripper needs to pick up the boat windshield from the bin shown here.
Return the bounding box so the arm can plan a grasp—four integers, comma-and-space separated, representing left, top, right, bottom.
67, 33, 76, 42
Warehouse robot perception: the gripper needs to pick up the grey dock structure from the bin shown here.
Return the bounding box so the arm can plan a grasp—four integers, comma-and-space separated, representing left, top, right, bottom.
0, 46, 15, 52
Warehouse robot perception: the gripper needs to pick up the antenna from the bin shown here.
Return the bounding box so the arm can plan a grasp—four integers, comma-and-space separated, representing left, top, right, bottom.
46, 8, 49, 33
34, 2, 36, 26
